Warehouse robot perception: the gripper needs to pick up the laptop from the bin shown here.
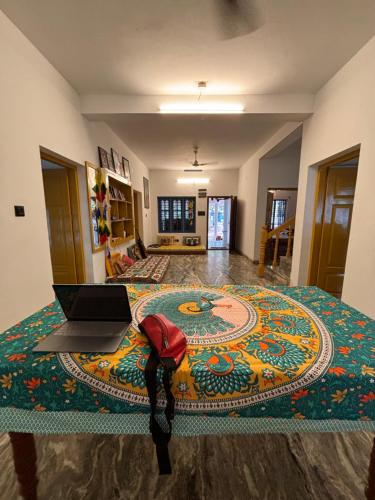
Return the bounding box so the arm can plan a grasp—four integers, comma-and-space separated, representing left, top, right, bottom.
33, 284, 132, 353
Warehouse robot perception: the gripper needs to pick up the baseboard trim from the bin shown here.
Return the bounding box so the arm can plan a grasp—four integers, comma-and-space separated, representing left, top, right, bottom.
234, 249, 259, 265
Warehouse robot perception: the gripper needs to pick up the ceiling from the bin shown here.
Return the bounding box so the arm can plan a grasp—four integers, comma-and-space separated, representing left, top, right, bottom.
91, 113, 307, 170
1, 0, 375, 95
2, 0, 374, 170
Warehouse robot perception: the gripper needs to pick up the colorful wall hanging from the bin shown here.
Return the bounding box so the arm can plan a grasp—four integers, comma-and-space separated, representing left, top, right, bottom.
86, 161, 110, 252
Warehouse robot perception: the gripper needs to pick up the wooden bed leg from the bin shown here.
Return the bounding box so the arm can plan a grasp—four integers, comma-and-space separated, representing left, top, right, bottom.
9, 432, 38, 500
366, 436, 375, 500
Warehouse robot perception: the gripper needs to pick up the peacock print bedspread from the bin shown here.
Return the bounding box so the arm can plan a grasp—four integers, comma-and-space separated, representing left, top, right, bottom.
0, 285, 374, 435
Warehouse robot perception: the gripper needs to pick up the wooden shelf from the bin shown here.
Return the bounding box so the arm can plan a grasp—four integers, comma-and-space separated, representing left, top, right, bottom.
110, 197, 127, 203
102, 168, 135, 248
103, 168, 132, 186
111, 234, 135, 247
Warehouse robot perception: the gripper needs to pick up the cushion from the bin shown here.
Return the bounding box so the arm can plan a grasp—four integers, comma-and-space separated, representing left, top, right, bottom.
113, 262, 124, 275
127, 244, 142, 261
122, 255, 135, 267
137, 237, 147, 259
105, 254, 115, 277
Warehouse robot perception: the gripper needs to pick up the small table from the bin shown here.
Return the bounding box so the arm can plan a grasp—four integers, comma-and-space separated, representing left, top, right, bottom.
1, 285, 374, 499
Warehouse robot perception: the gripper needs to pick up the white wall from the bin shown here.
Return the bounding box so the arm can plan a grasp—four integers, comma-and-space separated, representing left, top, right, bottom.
236, 123, 302, 260
0, 12, 150, 330
149, 170, 238, 246
291, 35, 375, 319
253, 140, 301, 260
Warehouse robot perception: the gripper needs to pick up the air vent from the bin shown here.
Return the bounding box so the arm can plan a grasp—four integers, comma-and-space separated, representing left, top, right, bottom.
184, 169, 203, 172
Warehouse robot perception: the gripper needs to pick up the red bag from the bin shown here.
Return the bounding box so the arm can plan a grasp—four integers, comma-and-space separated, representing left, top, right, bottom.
139, 314, 187, 368
138, 314, 187, 474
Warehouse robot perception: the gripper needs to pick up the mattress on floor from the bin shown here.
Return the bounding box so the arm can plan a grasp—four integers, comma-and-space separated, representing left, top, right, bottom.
107, 255, 170, 283
147, 244, 206, 254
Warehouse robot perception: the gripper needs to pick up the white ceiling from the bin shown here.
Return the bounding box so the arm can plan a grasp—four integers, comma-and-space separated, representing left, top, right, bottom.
2, 0, 374, 170
1, 0, 375, 95
91, 113, 307, 170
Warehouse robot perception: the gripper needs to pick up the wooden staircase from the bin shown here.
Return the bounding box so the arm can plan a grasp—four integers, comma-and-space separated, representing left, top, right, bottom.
257, 216, 295, 280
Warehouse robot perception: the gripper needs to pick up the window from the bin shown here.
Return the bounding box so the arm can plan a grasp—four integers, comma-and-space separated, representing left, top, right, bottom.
270, 199, 287, 229
158, 197, 196, 233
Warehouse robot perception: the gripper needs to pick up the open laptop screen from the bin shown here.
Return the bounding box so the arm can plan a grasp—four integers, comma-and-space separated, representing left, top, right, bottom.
53, 284, 132, 322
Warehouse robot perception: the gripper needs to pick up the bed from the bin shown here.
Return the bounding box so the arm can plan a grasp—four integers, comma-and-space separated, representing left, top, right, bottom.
0, 285, 374, 498
147, 244, 207, 255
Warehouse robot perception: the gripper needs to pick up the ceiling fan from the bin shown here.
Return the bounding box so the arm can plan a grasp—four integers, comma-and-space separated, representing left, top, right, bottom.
215, 0, 264, 40
187, 146, 218, 170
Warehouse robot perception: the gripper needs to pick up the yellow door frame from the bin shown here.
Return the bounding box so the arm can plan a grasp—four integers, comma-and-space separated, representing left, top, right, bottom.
41, 151, 86, 283
307, 148, 360, 286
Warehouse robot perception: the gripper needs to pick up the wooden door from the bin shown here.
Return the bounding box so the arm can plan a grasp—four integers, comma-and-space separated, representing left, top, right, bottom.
316, 166, 357, 297
265, 191, 274, 228
229, 196, 237, 252
43, 168, 78, 283
133, 190, 140, 238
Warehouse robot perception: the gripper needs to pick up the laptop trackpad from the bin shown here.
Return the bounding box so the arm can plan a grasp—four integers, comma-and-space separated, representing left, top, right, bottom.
33, 334, 126, 353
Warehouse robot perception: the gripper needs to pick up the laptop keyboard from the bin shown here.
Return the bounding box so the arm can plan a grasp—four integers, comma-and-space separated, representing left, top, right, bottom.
55, 321, 127, 337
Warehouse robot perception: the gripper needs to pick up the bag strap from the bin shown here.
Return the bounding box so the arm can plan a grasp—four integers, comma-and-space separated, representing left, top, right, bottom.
144, 349, 175, 474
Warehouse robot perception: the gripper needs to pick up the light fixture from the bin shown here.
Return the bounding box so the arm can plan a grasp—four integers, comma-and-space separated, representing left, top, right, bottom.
177, 178, 210, 185
160, 81, 244, 114
160, 103, 244, 114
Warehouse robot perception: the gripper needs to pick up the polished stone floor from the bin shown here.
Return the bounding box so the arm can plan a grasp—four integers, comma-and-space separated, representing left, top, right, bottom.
162, 251, 279, 286
1, 252, 373, 500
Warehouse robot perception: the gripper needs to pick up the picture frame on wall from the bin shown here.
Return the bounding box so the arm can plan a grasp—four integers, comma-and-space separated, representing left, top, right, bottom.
143, 176, 150, 209
122, 157, 131, 182
107, 151, 116, 172
98, 147, 110, 170
111, 148, 122, 175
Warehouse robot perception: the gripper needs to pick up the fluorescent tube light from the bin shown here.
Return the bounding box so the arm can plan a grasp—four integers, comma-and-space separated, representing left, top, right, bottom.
177, 178, 210, 185
160, 103, 244, 114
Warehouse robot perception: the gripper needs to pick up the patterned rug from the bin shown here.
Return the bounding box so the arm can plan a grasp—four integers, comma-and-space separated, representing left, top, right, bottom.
58, 285, 332, 413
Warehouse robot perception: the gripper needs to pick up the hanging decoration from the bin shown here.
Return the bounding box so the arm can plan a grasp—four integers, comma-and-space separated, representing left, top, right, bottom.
93, 167, 110, 245
86, 162, 110, 251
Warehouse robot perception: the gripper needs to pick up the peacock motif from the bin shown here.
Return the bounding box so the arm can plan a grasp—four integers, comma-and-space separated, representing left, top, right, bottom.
110, 351, 154, 389
262, 313, 314, 337
55, 285, 332, 412
246, 334, 306, 371
140, 290, 235, 336
189, 349, 258, 396
251, 296, 291, 311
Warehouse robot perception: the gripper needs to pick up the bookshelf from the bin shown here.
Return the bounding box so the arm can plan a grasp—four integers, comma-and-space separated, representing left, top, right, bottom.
103, 169, 135, 247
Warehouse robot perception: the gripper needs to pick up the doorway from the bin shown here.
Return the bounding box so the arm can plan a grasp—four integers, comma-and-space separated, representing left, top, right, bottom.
265, 188, 298, 229
133, 189, 143, 239
309, 150, 359, 298
207, 196, 235, 250
41, 154, 85, 284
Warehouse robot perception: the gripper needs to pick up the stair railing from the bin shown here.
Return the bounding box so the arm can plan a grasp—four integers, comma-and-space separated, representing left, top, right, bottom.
257, 216, 295, 277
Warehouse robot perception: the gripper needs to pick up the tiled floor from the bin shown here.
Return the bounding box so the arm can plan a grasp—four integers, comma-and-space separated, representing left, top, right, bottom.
162, 251, 279, 286
1, 252, 373, 500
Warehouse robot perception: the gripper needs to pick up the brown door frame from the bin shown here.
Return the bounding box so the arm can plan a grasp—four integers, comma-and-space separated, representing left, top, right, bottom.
206, 196, 233, 251
41, 150, 86, 283
133, 189, 143, 239
308, 148, 360, 286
